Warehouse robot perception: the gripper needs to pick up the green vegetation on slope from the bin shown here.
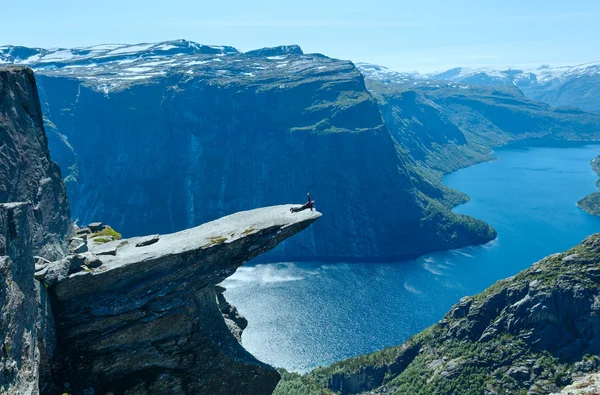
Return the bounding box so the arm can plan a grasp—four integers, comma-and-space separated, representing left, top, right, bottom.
89, 225, 122, 240
273, 370, 333, 395
367, 81, 600, 180
577, 156, 600, 216
277, 233, 600, 394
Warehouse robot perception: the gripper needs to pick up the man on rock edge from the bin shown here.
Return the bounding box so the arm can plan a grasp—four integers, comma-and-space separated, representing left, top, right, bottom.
290, 193, 315, 213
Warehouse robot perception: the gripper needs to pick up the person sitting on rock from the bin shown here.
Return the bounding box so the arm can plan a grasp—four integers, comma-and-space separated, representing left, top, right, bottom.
290, 193, 315, 213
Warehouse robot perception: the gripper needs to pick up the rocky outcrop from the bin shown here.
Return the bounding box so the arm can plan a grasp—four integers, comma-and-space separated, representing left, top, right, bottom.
0, 66, 71, 259
553, 372, 600, 394
216, 284, 248, 342
0, 202, 40, 394
42, 205, 320, 394
0, 66, 72, 395
297, 233, 600, 394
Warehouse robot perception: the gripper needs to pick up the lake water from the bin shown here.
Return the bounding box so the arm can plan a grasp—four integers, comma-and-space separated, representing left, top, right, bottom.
222, 142, 600, 373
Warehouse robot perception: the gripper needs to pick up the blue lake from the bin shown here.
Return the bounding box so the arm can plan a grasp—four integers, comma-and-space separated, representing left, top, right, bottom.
222, 142, 600, 372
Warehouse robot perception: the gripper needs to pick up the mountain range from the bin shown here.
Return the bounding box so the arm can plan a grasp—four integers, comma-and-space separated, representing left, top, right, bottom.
358, 61, 600, 112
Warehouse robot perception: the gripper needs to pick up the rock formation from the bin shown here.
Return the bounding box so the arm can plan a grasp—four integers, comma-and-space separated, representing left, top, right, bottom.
0, 65, 71, 395
41, 206, 320, 395
0, 66, 72, 259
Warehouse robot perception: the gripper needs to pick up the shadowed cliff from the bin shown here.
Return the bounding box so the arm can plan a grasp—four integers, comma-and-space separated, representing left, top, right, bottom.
0, 66, 72, 394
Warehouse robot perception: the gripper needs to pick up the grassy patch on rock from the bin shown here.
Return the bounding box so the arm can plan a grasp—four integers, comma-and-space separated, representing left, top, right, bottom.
204, 236, 228, 248
90, 225, 122, 240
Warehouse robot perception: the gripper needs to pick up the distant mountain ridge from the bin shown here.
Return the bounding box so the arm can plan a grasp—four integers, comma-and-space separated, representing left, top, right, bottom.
0, 40, 315, 93
357, 61, 600, 112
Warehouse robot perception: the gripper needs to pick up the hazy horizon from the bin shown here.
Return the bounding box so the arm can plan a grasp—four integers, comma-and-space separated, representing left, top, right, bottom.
2, 0, 599, 73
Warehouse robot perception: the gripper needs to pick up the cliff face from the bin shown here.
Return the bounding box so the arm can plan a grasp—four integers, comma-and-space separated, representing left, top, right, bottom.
25, 41, 494, 261
296, 233, 600, 395
41, 206, 320, 394
0, 66, 71, 394
0, 66, 72, 258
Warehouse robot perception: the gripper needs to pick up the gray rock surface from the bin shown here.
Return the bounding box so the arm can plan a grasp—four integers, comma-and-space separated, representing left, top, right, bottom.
135, 234, 160, 247
216, 284, 248, 342
0, 66, 72, 259
45, 205, 320, 394
0, 203, 39, 394
0, 66, 72, 394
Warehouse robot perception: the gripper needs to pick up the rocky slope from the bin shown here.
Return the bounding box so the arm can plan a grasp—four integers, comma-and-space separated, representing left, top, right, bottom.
0, 66, 72, 395
278, 233, 600, 394
362, 78, 600, 180
40, 205, 320, 394
577, 155, 600, 216
2, 40, 495, 261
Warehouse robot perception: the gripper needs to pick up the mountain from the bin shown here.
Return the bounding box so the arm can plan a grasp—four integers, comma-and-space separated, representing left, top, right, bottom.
354, 63, 418, 85
277, 232, 600, 394
422, 62, 600, 112
359, 75, 600, 181
356, 62, 600, 112
0, 65, 324, 394
1, 40, 495, 261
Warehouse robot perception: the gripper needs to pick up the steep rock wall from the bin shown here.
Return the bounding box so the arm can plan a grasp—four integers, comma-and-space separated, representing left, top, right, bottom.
0, 66, 71, 258
0, 66, 71, 394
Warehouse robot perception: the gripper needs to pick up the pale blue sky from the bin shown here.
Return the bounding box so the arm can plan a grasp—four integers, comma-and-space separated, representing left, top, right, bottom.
2, 0, 599, 72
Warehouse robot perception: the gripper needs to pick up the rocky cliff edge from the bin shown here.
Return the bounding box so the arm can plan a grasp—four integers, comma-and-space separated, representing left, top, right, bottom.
40, 205, 320, 394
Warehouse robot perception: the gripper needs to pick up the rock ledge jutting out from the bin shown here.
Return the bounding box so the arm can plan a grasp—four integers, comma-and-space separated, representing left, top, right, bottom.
43, 205, 320, 394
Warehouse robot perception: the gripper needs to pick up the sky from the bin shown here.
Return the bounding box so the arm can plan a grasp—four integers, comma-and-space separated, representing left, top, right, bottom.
1, 0, 599, 72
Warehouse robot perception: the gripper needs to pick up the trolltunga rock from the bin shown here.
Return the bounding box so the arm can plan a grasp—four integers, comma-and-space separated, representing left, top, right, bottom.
47, 205, 321, 395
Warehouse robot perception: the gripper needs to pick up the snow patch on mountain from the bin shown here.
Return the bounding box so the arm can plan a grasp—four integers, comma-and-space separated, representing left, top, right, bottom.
0, 40, 355, 94
355, 62, 418, 84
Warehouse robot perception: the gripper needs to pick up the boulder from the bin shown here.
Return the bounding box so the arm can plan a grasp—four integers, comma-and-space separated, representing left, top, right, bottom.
135, 234, 160, 247
87, 222, 103, 232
